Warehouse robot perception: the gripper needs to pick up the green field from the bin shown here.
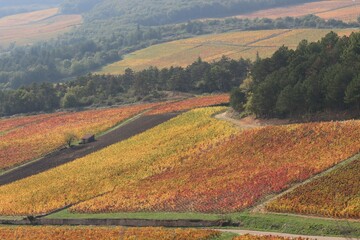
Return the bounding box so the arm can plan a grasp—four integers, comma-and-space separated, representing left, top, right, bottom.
99, 28, 355, 74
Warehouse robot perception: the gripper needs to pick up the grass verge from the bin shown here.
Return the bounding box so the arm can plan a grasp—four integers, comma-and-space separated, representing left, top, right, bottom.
45, 210, 360, 238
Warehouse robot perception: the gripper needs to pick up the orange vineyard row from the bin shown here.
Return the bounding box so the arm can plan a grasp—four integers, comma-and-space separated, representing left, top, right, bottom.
267, 157, 360, 219
0, 226, 219, 240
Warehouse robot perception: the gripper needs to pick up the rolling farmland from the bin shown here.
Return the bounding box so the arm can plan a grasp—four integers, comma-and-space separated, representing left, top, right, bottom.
0, 226, 219, 240
99, 29, 355, 74
0, 8, 82, 47
235, 0, 360, 22
267, 156, 360, 219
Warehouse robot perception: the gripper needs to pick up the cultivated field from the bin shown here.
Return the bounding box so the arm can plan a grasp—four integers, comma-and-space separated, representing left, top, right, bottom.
2, 107, 360, 217
235, 0, 360, 22
0, 8, 82, 47
99, 28, 355, 74
267, 155, 360, 219
0, 226, 219, 240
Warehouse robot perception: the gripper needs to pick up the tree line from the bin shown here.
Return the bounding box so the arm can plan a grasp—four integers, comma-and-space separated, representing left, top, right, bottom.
3, 29, 360, 119
0, 57, 250, 116
231, 31, 360, 118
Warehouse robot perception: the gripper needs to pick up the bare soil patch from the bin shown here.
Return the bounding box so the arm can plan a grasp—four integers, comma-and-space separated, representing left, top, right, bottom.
215, 111, 290, 129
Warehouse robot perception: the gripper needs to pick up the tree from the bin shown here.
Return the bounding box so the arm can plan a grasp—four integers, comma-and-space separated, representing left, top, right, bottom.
345, 75, 360, 109
61, 92, 79, 108
64, 133, 78, 148
230, 88, 246, 112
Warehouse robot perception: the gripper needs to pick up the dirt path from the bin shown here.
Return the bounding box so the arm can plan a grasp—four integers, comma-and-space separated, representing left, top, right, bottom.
0, 113, 179, 186
215, 229, 355, 240
215, 111, 290, 129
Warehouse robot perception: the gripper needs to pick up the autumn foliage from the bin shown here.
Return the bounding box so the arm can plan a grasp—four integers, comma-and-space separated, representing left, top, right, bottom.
0, 226, 219, 240
267, 157, 360, 219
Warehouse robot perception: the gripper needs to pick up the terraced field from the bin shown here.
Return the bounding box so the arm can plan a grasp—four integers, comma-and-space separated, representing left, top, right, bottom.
0, 8, 82, 47
99, 28, 355, 74
236, 0, 360, 22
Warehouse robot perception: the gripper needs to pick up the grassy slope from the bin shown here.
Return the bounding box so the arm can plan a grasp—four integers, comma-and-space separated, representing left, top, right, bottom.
99, 28, 355, 74
0, 8, 82, 47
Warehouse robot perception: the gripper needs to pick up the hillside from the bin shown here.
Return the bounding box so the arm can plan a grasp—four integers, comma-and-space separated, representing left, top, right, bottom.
0, 0, 63, 18
0, 8, 82, 48
236, 0, 360, 22
1, 107, 360, 217
99, 28, 355, 74
62, 0, 320, 24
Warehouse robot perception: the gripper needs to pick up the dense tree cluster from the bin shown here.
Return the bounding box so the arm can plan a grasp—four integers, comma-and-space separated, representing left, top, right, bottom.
0, 57, 249, 116
231, 31, 360, 118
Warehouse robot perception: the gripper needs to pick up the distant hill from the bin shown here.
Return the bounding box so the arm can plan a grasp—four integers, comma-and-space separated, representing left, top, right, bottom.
62, 0, 321, 24
0, 0, 63, 18
0, 0, 62, 8
99, 28, 355, 74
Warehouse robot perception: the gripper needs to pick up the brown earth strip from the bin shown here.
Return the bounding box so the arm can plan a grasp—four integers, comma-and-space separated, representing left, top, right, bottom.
0, 113, 180, 186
